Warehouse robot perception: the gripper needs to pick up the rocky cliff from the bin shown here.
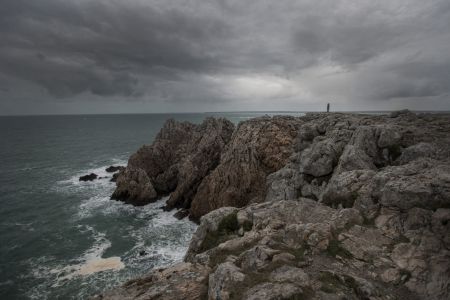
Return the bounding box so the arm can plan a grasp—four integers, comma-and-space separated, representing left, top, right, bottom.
102, 111, 450, 299
111, 117, 235, 208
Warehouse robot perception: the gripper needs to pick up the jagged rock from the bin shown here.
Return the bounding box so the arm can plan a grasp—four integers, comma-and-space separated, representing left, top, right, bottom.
208, 262, 245, 300
111, 167, 157, 205
321, 169, 376, 208
189, 116, 303, 219
265, 166, 299, 202
378, 159, 450, 211
99, 112, 450, 300
173, 209, 190, 220
105, 165, 125, 173
112, 117, 234, 207
79, 173, 98, 181
396, 142, 438, 164
96, 263, 210, 300
299, 138, 341, 177
185, 207, 239, 261
110, 172, 120, 182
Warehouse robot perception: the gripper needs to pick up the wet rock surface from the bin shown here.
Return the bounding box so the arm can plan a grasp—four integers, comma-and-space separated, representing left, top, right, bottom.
79, 173, 98, 181
106, 166, 125, 173
102, 112, 450, 299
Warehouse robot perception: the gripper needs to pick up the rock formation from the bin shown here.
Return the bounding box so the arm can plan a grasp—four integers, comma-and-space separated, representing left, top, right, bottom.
106, 166, 125, 173
111, 117, 235, 209
79, 173, 98, 181
101, 111, 450, 299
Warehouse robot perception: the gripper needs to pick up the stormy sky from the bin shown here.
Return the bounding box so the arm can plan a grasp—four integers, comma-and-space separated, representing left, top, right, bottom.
1, 0, 449, 114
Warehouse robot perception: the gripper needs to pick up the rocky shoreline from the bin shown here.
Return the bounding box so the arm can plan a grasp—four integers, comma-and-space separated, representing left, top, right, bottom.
97, 111, 450, 299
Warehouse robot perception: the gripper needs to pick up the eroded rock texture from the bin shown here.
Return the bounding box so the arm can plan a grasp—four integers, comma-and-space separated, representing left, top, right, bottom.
190, 116, 303, 219
111, 117, 235, 210
103, 111, 450, 299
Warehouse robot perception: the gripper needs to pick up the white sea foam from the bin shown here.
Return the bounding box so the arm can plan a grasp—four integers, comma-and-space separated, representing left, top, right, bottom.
41, 226, 125, 287
30, 159, 197, 298
56, 158, 127, 187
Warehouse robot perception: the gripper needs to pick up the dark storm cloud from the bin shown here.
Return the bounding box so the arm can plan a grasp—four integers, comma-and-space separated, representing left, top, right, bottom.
0, 0, 449, 113
0, 0, 229, 97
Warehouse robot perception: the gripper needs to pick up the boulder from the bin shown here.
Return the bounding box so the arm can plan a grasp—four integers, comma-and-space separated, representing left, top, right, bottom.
79, 173, 98, 181
105, 165, 125, 173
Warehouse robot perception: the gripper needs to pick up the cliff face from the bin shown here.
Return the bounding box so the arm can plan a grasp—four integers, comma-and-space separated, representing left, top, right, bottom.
189, 116, 303, 219
112, 115, 303, 219
111, 117, 235, 208
104, 111, 450, 300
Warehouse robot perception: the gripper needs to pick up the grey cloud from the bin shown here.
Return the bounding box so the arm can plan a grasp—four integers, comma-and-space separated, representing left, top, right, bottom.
0, 0, 229, 97
0, 0, 449, 113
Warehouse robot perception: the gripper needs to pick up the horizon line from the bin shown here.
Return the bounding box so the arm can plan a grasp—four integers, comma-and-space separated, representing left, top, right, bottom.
1, 109, 450, 117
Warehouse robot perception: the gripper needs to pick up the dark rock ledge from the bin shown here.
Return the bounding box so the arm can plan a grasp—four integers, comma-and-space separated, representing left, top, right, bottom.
96, 111, 450, 299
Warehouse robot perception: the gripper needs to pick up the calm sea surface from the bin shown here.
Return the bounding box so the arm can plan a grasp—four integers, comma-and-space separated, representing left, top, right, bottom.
0, 112, 306, 299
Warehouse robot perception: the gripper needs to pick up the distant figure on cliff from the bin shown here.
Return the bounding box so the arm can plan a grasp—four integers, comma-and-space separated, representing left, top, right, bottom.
327, 103, 330, 112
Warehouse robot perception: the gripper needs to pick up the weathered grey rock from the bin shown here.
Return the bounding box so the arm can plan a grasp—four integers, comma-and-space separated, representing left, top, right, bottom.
299, 138, 341, 177
190, 116, 303, 219
270, 265, 310, 285
244, 282, 304, 300
96, 262, 210, 300
265, 166, 299, 202
378, 160, 450, 211
397, 142, 438, 164
100, 112, 450, 300
185, 207, 239, 261
208, 262, 245, 300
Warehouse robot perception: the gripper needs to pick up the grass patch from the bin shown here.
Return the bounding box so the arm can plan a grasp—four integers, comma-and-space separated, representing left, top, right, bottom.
198, 212, 240, 252
326, 240, 353, 259
318, 272, 343, 293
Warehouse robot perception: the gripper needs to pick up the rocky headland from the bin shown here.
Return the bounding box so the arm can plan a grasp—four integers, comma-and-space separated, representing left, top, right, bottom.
99, 111, 450, 299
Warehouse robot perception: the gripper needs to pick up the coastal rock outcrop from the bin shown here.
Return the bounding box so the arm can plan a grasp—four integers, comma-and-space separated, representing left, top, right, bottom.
102, 111, 450, 299
101, 196, 449, 299
111, 117, 235, 209
189, 116, 303, 219
79, 173, 98, 181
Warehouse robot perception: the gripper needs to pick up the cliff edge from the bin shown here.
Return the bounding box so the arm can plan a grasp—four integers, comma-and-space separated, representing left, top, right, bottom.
101, 111, 450, 299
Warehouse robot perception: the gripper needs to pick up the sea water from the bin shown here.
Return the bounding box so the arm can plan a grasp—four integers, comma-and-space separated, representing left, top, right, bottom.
0, 112, 306, 299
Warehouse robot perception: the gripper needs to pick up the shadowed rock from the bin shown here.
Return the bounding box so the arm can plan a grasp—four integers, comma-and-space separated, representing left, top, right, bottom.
105, 166, 125, 173
79, 173, 98, 181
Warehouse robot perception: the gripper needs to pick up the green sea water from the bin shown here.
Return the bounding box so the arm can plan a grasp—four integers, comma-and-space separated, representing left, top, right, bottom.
0, 112, 305, 299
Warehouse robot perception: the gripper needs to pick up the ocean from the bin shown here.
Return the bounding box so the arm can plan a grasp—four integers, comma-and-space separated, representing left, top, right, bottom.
0, 112, 305, 299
